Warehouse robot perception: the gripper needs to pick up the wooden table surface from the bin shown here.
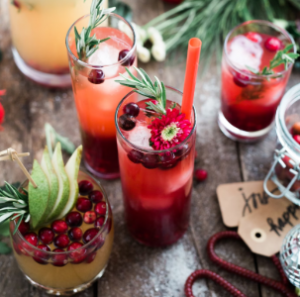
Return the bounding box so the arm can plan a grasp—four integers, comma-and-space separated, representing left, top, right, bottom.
1, 0, 300, 296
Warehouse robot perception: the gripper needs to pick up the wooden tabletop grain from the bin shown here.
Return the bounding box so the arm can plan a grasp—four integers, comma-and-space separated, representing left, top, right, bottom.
1, 0, 300, 296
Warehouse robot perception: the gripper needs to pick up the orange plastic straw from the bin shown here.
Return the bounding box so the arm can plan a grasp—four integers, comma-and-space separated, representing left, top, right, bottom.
181, 38, 202, 121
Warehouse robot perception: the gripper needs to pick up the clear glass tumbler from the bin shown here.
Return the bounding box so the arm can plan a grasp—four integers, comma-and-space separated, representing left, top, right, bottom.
66, 13, 137, 179
219, 20, 296, 142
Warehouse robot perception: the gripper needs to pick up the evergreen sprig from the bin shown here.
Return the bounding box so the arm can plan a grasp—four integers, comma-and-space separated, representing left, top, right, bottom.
247, 44, 300, 75
74, 0, 115, 60
0, 182, 29, 235
116, 67, 167, 115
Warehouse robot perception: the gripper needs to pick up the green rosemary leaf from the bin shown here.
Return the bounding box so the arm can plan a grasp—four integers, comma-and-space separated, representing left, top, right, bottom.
0, 213, 14, 224
161, 82, 167, 110
0, 241, 11, 254
134, 90, 156, 100
125, 68, 140, 81
13, 214, 23, 235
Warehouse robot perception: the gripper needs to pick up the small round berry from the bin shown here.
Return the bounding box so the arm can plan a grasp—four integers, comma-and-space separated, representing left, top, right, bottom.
86, 251, 97, 263
265, 37, 282, 52
84, 211, 97, 224
78, 180, 93, 195
39, 228, 54, 245
66, 211, 83, 227
160, 152, 177, 169
88, 69, 105, 84
52, 248, 67, 267
89, 190, 103, 203
54, 234, 70, 248
194, 169, 208, 182
83, 228, 99, 244
293, 135, 300, 145
292, 122, 300, 136
33, 244, 50, 265
18, 220, 30, 235
12, 0, 21, 9
233, 71, 250, 88
68, 242, 86, 264
142, 154, 158, 169
119, 114, 136, 131
128, 150, 144, 164
95, 216, 105, 228
123, 103, 140, 117
118, 49, 135, 66
95, 202, 107, 216
51, 220, 68, 234
76, 197, 93, 212
24, 232, 38, 246
68, 227, 82, 241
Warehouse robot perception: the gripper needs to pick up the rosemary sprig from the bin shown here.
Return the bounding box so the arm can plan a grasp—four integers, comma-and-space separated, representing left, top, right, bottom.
116, 67, 167, 115
247, 44, 299, 76
74, 0, 115, 60
0, 182, 29, 235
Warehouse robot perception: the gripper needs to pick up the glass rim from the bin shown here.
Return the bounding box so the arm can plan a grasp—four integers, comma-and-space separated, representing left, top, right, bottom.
115, 85, 197, 154
277, 83, 300, 154
65, 12, 137, 69
11, 168, 111, 255
224, 19, 297, 79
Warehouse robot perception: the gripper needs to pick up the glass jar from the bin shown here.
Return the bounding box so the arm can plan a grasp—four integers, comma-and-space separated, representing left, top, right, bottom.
264, 84, 300, 204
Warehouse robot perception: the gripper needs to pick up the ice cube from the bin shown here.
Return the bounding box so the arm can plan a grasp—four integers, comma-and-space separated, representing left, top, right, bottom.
228, 35, 263, 71
127, 124, 152, 150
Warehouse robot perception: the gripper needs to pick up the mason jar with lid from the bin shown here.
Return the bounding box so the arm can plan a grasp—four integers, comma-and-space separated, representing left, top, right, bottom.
264, 84, 300, 204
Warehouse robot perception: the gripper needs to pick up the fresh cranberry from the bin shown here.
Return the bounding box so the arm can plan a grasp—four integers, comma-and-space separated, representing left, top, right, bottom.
95, 216, 105, 228
24, 232, 38, 246
293, 135, 300, 145
95, 202, 107, 216
119, 114, 136, 131
66, 211, 83, 227
78, 180, 93, 195
233, 71, 250, 88
11, 0, 21, 9
88, 69, 105, 84
51, 220, 68, 234
83, 228, 99, 244
76, 197, 92, 212
68, 227, 82, 241
292, 122, 300, 136
174, 144, 189, 158
194, 169, 208, 182
89, 190, 103, 203
39, 228, 54, 245
245, 32, 260, 42
68, 242, 86, 264
118, 49, 135, 66
86, 251, 97, 263
54, 234, 70, 248
160, 152, 177, 169
142, 154, 158, 169
128, 150, 144, 164
123, 103, 140, 117
33, 244, 50, 264
84, 211, 97, 224
52, 248, 67, 267
18, 220, 30, 235
265, 37, 282, 52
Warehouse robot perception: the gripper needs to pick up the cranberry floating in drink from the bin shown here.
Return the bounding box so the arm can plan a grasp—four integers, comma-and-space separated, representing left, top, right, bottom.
66, 5, 137, 179
219, 20, 298, 142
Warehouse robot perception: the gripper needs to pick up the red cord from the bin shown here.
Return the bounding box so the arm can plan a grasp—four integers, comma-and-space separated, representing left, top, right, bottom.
185, 231, 297, 297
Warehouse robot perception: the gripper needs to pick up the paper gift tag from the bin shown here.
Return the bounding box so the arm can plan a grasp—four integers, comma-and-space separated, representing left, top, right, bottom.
217, 180, 300, 256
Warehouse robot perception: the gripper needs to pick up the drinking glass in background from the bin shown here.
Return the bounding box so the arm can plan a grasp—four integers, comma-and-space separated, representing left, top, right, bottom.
66, 13, 137, 179
115, 87, 196, 247
8, 0, 107, 87
219, 20, 296, 142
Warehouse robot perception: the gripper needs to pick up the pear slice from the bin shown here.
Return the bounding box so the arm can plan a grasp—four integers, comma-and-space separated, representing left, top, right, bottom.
58, 145, 82, 219
41, 146, 59, 222
28, 160, 50, 229
47, 142, 70, 221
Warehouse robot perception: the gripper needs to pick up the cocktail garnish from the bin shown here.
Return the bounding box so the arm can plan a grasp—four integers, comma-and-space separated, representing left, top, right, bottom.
116, 67, 167, 115
247, 44, 299, 76
74, 0, 116, 60
148, 108, 192, 150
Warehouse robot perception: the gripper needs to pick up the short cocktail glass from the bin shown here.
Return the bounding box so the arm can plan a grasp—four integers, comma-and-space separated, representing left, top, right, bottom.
66, 13, 137, 179
219, 20, 296, 142
8, 0, 104, 87
10, 170, 114, 295
115, 87, 196, 247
